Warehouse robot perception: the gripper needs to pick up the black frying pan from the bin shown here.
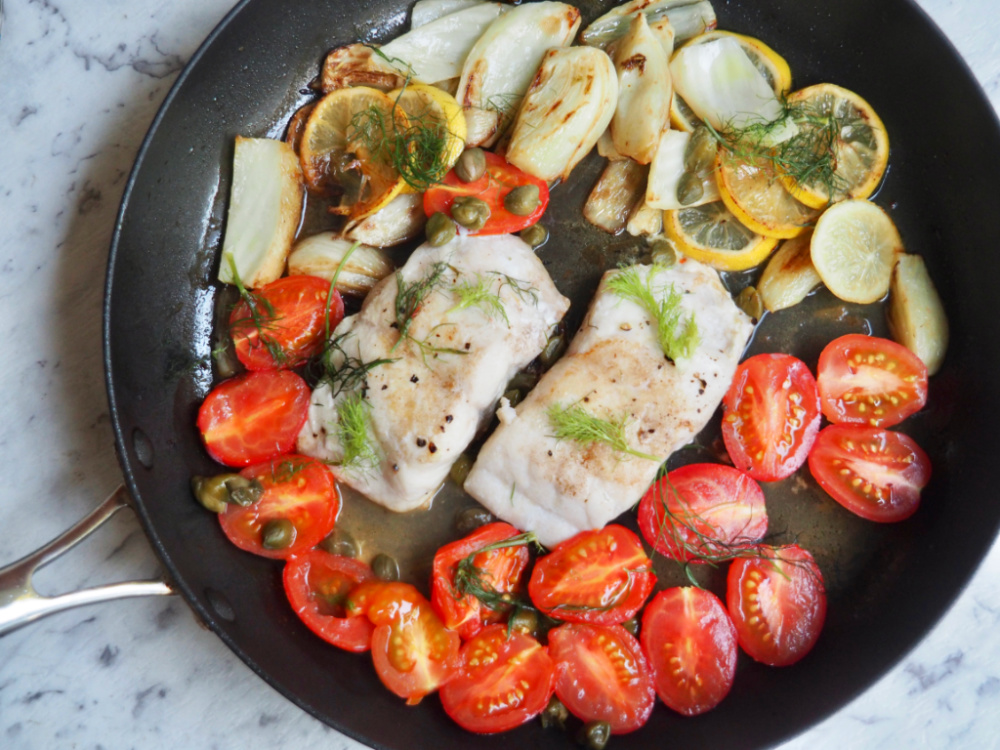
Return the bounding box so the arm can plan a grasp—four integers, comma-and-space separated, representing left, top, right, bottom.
105, 1, 1000, 748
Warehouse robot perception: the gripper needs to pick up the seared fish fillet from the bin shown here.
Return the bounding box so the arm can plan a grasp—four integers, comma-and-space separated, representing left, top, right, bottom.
298, 233, 569, 512
464, 260, 753, 547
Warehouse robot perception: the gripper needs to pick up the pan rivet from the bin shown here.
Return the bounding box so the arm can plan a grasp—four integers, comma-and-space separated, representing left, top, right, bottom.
132, 428, 154, 469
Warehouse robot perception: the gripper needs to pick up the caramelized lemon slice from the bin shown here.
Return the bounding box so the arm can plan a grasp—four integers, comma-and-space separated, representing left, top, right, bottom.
716, 151, 819, 239
664, 201, 779, 271
388, 83, 467, 192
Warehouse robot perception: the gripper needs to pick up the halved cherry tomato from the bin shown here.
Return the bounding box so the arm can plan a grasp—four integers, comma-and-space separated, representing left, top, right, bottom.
727, 544, 826, 667
808, 424, 931, 522
638, 463, 768, 563
431, 522, 530, 640
548, 623, 655, 734
440, 625, 555, 733
219, 455, 340, 559
722, 353, 821, 481
423, 151, 549, 235
197, 369, 310, 467
229, 275, 344, 371
641, 587, 737, 716
817, 333, 928, 428
283, 551, 376, 652
528, 526, 655, 626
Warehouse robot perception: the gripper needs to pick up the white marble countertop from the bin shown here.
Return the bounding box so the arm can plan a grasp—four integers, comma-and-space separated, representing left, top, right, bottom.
2, 1, 999, 748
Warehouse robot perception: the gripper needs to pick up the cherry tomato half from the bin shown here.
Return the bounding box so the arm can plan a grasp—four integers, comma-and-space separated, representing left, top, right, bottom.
808, 424, 931, 522
817, 333, 928, 428
722, 353, 821, 481
641, 587, 737, 716
431, 522, 530, 640
423, 151, 549, 235
283, 551, 376, 652
197, 369, 310, 467
638, 463, 768, 564
528, 525, 655, 626
440, 625, 555, 734
230, 275, 344, 371
219, 455, 340, 559
727, 544, 826, 667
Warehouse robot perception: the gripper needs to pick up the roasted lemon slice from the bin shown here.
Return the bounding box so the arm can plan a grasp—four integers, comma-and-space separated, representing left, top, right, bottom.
683, 30, 792, 94
716, 151, 819, 239
388, 82, 467, 192
664, 201, 779, 271
669, 93, 701, 133
810, 199, 903, 303
300, 86, 407, 221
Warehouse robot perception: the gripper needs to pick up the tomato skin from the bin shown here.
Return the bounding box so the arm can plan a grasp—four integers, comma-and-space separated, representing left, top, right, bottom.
283, 551, 376, 652
817, 333, 928, 428
431, 522, 530, 640
440, 625, 555, 734
638, 463, 768, 563
641, 587, 737, 716
423, 151, 549, 235
548, 623, 656, 734
219, 455, 340, 559
528, 525, 655, 626
722, 353, 822, 482
808, 424, 931, 522
197, 369, 311, 467
727, 544, 826, 667
230, 275, 344, 371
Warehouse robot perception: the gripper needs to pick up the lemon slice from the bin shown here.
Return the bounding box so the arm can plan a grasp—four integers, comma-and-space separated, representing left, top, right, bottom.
716, 151, 819, 239
300, 86, 407, 221
388, 82, 467, 192
664, 201, 779, 271
669, 93, 701, 133
779, 83, 889, 209
683, 30, 792, 94
810, 199, 904, 303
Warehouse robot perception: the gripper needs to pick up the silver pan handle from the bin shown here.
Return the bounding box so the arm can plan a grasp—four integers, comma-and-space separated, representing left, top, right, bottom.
0, 486, 175, 637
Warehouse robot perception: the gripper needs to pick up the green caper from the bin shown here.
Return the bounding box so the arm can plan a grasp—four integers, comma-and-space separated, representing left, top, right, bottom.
225, 476, 264, 507
621, 617, 640, 637
649, 238, 677, 267
540, 333, 566, 368
426, 211, 457, 246
372, 553, 400, 582
519, 222, 549, 249
455, 505, 496, 535
455, 147, 487, 183
576, 720, 612, 750
507, 608, 539, 638
191, 474, 236, 513
449, 453, 474, 488
261, 518, 295, 550
503, 388, 524, 408
451, 196, 491, 231
319, 528, 358, 558
503, 184, 541, 216
684, 125, 719, 174
540, 696, 570, 730
509, 369, 539, 392
735, 285, 765, 322
676, 170, 705, 206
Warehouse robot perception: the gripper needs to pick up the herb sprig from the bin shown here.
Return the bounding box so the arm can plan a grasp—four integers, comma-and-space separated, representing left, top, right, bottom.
547, 402, 659, 462
606, 266, 699, 362
336, 392, 380, 472
224, 254, 288, 365
446, 275, 510, 325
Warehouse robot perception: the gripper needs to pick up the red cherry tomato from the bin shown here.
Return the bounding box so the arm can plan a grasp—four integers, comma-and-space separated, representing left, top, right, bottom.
423, 151, 549, 235
197, 369, 310, 467
283, 551, 376, 652
440, 625, 555, 734
817, 333, 928, 427
219, 455, 340, 559
528, 525, 655, 626
431, 522, 530, 640
641, 587, 737, 716
638, 463, 768, 563
722, 353, 821, 481
808, 424, 931, 522
727, 544, 826, 667
229, 275, 344, 371
548, 623, 656, 734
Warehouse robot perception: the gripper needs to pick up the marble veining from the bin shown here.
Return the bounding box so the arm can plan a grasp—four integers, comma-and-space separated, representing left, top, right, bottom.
1, 0, 1000, 748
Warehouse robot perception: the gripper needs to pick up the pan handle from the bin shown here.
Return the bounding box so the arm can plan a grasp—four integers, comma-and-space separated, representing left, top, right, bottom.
0, 485, 175, 637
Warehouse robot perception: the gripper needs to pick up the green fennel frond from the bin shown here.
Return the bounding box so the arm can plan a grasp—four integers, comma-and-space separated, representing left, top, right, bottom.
336, 393, 379, 472
606, 266, 699, 361
547, 402, 659, 462
446, 275, 509, 325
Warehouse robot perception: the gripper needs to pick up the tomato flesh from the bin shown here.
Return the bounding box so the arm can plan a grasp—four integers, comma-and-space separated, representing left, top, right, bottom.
528, 525, 655, 626
808, 424, 931, 522
548, 623, 655, 734
440, 625, 555, 734
817, 333, 928, 427
283, 551, 376, 652
641, 587, 737, 716
727, 544, 826, 666
638, 463, 768, 563
423, 151, 549, 235
722, 353, 821, 481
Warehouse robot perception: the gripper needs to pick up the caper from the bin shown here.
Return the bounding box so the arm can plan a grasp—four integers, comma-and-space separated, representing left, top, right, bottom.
735, 285, 765, 322
503, 388, 523, 408
684, 125, 719, 174
320, 528, 358, 558
621, 617, 640, 637
455, 147, 487, 183
261, 518, 296, 550
191, 474, 235, 513
451, 196, 491, 231
540, 696, 569, 730
540, 333, 566, 368
455, 505, 496, 535
519, 222, 548, 249
426, 211, 457, 247
507, 609, 539, 638
676, 170, 705, 206
372, 553, 400, 582
576, 720, 611, 750
225, 476, 264, 507
649, 238, 677, 267
509, 369, 539, 392
503, 184, 541, 216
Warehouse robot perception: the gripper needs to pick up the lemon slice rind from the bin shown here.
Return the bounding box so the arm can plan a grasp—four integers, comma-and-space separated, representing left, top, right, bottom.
664, 201, 779, 272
